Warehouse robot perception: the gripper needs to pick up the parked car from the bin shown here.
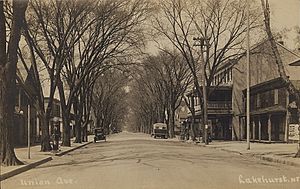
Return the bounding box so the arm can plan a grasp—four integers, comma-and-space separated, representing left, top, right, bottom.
152, 123, 168, 139
94, 128, 106, 142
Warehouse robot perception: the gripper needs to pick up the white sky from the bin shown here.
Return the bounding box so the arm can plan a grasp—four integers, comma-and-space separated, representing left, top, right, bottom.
268, 0, 300, 48
146, 0, 300, 54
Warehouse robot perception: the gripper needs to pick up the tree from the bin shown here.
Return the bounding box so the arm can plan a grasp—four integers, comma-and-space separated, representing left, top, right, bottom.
0, 0, 28, 166
144, 50, 192, 137
57, 0, 149, 144
152, 0, 260, 142
25, 0, 97, 147
260, 0, 300, 158
129, 50, 191, 137
92, 70, 129, 134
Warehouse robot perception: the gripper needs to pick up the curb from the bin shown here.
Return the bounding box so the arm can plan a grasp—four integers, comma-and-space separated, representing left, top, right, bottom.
0, 156, 53, 181
0, 141, 92, 181
197, 144, 300, 167
254, 155, 300, 167
55, 141, 93, 156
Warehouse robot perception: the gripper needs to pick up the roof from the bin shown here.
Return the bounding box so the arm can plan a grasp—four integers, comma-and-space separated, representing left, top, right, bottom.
242, 77, 288, 95
236, 40, 300, 81
289, 58, 300, 66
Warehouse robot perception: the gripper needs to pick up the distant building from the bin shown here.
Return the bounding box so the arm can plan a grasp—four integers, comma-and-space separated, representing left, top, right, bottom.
44, 97, 62, 135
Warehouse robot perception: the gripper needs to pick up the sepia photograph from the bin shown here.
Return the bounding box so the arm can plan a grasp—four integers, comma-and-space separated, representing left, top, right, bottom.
0, 0, 300, 189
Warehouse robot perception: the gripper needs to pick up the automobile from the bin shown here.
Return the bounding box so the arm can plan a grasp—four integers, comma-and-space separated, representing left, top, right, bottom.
94, 128, 106, 142
152, 123, 168, 139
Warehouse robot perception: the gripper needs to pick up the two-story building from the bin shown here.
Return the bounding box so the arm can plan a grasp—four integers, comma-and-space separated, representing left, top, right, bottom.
233, 40, 300, 142
186, 40, 300, 142
14, 66, 39, 146
186, 61, 234, 140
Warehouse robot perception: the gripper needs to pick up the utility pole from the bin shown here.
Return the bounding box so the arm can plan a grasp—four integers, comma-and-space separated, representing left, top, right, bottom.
28, 104, 31, 159
193, 37, 209, 145
246, 0, 251, 150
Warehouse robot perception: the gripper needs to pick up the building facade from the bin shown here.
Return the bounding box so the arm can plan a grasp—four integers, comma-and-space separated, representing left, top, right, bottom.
232, 41, 300, 142
186, 40, 300, 142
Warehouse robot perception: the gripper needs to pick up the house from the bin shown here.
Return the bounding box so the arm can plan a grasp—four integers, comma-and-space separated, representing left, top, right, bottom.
14, 66, 39, 146
232, 40, 300, 142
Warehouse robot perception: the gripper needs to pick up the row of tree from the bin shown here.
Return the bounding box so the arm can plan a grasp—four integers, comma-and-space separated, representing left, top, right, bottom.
92, 70, 129, 135
1, 0, 150, 166
129, 50, 192, 138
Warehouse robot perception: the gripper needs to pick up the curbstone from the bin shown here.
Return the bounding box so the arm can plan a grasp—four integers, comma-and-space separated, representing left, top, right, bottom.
0, 156, 53, 181
0, 141, 92, 181
196, 142, 300, 167
55, 141, 92, 156
255, 155, 300, 167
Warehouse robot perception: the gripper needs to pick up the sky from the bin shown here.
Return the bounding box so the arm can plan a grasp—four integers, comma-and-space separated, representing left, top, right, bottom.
28, 0, 300, 98
268, 0, 300, 49
146, 0, 300, 54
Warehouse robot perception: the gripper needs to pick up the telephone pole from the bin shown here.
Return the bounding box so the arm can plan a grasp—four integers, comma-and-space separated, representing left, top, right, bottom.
246, 0, 251, 150
193, 37, 209, 145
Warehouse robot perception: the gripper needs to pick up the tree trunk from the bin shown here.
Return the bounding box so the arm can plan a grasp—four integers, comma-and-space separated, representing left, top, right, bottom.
168, 106, 175, 138
0, 0, 28, 166
190, 110, 196, 141
74, 98, 82, 143
57, 79, 71, 146
39, 112, 52, 151
61, 110, 71, 146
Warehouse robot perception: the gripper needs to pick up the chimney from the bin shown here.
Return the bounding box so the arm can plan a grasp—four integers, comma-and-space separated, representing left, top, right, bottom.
277, 35, 284, 45
278, 40, 284, 45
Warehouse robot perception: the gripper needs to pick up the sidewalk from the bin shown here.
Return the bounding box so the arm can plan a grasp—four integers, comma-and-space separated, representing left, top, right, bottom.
195, 140, 300, 167
0, 135, 93, 181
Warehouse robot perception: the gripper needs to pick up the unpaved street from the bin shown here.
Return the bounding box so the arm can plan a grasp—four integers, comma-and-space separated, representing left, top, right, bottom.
2, 132, 300, 189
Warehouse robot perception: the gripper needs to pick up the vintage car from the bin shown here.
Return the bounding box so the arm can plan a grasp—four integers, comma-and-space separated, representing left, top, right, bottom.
152, 123, 168, 139
94, 128, 106, 142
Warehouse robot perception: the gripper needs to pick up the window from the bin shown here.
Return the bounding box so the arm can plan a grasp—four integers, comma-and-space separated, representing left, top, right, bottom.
274, 89, 279, 105
290, 109, 299, 124
228, 68, 232, 82
256, 93, 260, 108
224, 69, 228, 83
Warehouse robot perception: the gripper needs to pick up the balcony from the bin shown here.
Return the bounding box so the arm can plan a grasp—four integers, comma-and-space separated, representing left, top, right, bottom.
188, 101, 232, 116
208, 101, 232, 110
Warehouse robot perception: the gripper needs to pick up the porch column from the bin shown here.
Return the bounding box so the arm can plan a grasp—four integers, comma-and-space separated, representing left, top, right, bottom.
36, 116, 40, 138
285, 89, 290, 142
258, 118, 261, 141
285, 111, 290, 142
18, 88, 21, 111
240, 117, 245, 140
252, 119, 255, 140
268, 114, 271, 142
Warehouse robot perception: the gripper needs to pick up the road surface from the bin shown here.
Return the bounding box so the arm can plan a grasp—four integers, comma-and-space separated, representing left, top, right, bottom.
1, 132, 300, 189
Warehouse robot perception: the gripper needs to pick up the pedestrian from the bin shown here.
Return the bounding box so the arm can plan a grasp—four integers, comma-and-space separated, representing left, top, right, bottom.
53, 125, 60, 150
